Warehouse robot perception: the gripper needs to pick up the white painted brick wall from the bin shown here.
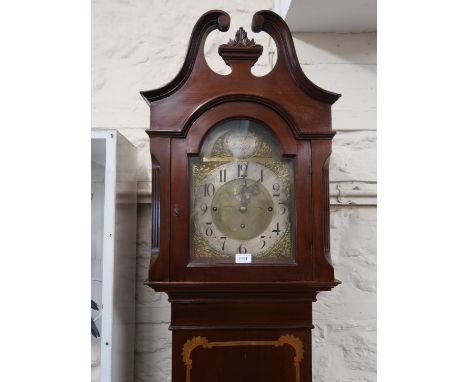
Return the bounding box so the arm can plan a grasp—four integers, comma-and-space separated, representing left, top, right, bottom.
92, 0, 376, 381
295, 32, 377, 382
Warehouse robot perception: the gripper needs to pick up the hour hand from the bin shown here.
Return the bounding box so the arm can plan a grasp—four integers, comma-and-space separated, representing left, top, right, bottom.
239, 197, 249, 212
235, 181, 260, 212
233, 184, 245, 202
233, 185, 249, 212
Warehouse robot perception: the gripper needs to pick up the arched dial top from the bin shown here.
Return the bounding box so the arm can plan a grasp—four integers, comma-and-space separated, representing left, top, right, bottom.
190, 119, 295, 264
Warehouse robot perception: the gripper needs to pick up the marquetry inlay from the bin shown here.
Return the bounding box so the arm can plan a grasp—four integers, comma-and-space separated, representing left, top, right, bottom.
182, 334, 304, 382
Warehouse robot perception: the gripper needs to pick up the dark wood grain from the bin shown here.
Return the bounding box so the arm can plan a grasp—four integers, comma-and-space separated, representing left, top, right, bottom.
142, 9, 341, 381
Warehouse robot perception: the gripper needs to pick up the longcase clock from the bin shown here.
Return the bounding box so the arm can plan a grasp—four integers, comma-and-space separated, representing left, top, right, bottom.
141, 10, 341, 382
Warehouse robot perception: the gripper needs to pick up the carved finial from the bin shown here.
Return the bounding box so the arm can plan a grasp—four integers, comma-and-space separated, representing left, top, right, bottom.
218, 27, 263, 68
227, 27, 256, 47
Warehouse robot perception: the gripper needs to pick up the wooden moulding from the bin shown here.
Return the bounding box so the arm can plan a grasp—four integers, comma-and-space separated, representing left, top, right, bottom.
145, 281, 340, 302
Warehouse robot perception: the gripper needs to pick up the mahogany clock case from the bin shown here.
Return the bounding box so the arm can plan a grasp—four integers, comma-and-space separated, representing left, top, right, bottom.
141, 9, 341, 285
141, 9, 341, 382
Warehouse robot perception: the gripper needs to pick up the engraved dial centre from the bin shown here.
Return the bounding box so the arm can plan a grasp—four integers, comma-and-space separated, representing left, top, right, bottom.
211, 178, 273, 241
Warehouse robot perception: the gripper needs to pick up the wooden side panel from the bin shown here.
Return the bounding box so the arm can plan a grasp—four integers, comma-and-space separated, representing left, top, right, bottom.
310, 140, 334, 281
149, 137, 171, 281
170, 138, 190, 280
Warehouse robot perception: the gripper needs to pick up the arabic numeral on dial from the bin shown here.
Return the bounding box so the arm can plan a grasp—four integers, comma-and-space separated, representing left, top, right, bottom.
278, 202, 287, 215
259, 169, 264, 183
272, 183, 280, 197
220, 236, 227, 251
204, 183, 215, 197
200, 202, 208, 214
260, 235, 266, 249
272, 222, 281, 236
219, 169, 226, 183
205, 222, 213, 237
238, 244, 247, 254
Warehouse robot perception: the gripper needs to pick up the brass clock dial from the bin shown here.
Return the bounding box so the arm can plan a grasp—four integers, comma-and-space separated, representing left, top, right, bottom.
190, 119, 294, 264
211, 176, 273, 241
